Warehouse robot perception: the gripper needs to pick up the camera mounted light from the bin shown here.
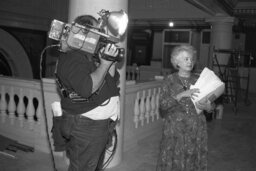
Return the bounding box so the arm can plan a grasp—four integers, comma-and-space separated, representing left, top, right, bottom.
98, 9, 128, 37
48, 9, 128, 62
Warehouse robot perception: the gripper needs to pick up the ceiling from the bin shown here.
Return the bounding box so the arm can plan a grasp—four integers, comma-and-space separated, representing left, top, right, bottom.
186, 0, 256, 28
129, 0, 256, 31
217, 0, 256, 27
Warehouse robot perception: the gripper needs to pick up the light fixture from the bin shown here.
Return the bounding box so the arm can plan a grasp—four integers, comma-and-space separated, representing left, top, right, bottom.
98, 9, 129, 37
168, 21, 174, 27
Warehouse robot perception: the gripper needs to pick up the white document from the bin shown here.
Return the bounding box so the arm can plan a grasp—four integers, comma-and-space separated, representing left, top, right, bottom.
190, 67, 225, 113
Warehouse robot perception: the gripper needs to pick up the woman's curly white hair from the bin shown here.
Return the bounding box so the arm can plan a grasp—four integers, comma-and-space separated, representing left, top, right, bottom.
170, 45, 197, 69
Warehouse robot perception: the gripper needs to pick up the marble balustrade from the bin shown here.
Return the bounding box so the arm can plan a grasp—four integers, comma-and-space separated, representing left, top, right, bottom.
0, 76, 49, 152
0, 76, 164, 154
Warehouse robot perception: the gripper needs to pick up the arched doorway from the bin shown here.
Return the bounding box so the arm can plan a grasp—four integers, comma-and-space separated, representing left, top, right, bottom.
0, 28, 33, 79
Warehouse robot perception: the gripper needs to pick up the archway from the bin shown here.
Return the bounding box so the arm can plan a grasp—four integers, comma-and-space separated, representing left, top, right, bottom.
0, 28, 33, 79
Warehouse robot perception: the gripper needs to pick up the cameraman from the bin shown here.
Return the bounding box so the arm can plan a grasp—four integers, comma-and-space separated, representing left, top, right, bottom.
54, 15, 120, 171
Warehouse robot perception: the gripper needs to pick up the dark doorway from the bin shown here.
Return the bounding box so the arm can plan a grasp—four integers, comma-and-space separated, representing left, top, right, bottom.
127, 29, 153, 66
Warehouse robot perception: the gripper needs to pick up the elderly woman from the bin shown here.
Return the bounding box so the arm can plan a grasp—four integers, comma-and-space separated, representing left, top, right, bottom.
156, 45, 215, 171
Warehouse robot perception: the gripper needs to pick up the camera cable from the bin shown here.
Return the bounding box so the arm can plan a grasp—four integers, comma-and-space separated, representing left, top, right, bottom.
39, 44, 60, 171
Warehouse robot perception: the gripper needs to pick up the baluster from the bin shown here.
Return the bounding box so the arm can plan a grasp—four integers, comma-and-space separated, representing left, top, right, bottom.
136, 66, 140, 80
155, 88, 161, 120
17, 89, 25, 127
145, 89, 151, 124
128, 70, 132, 80
36, 99, 45, 135
36, 99, 43, 124
139, 90, 146, 126
129, 69, 133, 80
126, 67, 131, 80
133, 92, 140, 128
0, 86, 7, 123
131, 67, 135, 80
150, 88, 156, 122
26, 93, 35, 130
8, 87, 16, 125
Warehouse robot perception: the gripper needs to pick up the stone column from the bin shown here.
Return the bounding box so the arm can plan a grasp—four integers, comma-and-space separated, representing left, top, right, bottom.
206, 16, 235, 72
68, 0, 128, 168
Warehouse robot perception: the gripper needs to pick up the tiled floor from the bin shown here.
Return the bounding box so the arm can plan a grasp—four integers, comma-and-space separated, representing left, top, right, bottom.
1, 96, 256, 171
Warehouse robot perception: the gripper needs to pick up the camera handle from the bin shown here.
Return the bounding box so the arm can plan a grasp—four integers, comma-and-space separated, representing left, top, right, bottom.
101, 48, 125, 62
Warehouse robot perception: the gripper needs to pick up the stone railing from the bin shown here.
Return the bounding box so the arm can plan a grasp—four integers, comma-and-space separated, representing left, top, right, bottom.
126, 65, 140, 81
126, 65, 172, 81
0, 76, 49, 152
133, 86, 160, 128
0, 76, 164, 155
123, 80, 163, 151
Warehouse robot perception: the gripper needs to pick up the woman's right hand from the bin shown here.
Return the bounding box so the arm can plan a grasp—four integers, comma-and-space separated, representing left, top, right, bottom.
176, 88, 200, 101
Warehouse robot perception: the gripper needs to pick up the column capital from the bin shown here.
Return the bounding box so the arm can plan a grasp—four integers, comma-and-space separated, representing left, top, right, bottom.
205, 16, 237, 24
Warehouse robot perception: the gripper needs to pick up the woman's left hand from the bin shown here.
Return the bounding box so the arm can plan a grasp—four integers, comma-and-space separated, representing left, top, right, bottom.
195, 97, 215, 112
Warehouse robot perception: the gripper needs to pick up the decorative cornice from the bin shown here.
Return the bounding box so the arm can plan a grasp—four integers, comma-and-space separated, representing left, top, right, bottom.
234, 8, 256, 16
206, 16, 236, 23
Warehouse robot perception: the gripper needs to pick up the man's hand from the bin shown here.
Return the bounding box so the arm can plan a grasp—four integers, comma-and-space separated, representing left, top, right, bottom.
90, 43, 119, 93
99, 43, 119, 65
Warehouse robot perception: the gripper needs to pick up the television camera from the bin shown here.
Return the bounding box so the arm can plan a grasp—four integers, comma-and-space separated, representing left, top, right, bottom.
48, 9, 128, 62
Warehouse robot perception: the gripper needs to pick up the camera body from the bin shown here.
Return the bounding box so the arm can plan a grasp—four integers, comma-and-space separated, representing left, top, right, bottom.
48, 19, 124, 62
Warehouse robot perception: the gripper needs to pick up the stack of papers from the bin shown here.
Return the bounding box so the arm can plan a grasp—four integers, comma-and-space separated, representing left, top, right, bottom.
190, 67, 225, 113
